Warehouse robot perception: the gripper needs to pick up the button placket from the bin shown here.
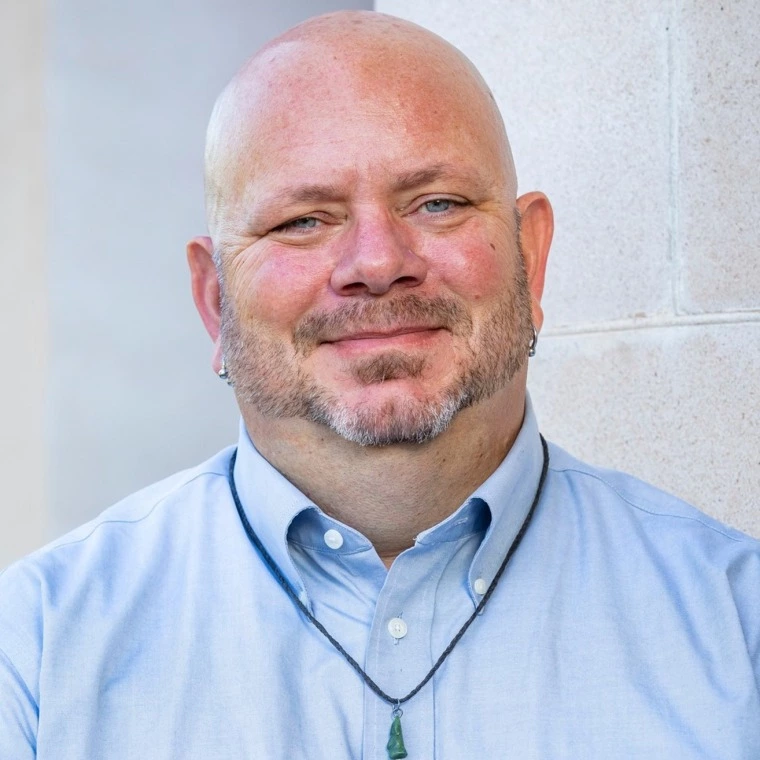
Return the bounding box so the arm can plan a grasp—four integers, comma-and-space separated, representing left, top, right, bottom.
362, 552, 436, 760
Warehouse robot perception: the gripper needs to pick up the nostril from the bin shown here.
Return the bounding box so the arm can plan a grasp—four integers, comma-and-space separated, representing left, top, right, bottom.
340, 282, 368, 295
393, 275, 420, 287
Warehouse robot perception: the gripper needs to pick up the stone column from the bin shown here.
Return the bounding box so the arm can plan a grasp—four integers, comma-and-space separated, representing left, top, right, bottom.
0, 0, 48, 566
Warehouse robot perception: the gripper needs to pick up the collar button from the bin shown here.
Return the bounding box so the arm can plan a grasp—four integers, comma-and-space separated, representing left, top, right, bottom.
323, 529, 344, 549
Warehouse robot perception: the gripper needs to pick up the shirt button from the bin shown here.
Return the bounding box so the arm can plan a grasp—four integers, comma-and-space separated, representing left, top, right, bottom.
387, 617, 408, 639
474, 578, 488, 595
323, 529, 344, 549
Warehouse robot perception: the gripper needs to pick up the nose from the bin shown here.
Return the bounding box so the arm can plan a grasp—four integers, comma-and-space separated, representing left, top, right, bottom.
330, 211, 428, 296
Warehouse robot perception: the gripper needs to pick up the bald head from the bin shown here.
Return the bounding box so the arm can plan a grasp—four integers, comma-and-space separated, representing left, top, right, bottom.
204, 11, 517, 245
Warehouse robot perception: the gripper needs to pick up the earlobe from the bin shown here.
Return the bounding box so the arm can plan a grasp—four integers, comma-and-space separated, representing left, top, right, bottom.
515, 192, 554, 331
187, 236, 223, 366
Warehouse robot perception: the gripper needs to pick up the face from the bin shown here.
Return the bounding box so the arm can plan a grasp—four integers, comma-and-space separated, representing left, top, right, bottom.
212, 47, 534, 446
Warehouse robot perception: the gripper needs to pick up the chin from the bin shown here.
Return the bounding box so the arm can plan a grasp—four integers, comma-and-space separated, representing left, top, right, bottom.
309, 382, 468, 447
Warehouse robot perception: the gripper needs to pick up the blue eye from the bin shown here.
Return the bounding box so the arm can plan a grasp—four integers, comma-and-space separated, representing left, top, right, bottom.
290, 217, 318, 229
273, 216, 320, 233
423, 199, 453, 213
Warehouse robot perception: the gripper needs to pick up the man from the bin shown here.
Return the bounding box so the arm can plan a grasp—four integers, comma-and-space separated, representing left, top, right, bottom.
1, 10, 758, 759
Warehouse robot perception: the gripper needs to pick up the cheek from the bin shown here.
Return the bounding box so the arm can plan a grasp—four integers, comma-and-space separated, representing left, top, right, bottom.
425, 233, 512, 302
230, 249, 328, 326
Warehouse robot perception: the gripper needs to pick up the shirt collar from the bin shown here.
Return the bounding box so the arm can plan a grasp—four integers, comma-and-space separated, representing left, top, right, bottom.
232, 421, 317, 602
413, 395, 545, 603
470, 394, 545, 599
231, 395, 545, 604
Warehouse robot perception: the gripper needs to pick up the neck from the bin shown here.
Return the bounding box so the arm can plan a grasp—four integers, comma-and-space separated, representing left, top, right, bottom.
241, 384, 527, 567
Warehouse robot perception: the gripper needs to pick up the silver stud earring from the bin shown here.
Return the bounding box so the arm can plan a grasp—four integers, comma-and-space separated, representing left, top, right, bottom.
217, 357, 232, 385
528, 326, 538, 357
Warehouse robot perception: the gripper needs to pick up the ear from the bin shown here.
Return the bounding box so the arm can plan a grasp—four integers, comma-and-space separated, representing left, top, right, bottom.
187, 235, 223, 373
515, 191, 553, 333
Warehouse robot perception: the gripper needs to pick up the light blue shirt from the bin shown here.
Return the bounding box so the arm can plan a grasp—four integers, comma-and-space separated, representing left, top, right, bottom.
1, 401, 759, 758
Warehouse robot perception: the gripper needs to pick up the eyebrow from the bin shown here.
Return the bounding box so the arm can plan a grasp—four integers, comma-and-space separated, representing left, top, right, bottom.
391, 164, 487, 194
266, 183, 346, 206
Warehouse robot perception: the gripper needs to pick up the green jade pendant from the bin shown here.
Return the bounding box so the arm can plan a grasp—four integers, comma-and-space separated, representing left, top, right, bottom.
386, 711, 408, 759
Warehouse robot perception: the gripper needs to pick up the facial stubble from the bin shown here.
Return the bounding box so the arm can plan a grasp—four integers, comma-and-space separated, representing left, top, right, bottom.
219, 250, 533, 446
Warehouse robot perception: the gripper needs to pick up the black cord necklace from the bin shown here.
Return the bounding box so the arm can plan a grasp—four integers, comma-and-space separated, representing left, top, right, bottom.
228, 435, 549, 759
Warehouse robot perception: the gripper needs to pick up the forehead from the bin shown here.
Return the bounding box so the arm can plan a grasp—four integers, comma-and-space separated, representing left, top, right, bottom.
221, 42, 508, 206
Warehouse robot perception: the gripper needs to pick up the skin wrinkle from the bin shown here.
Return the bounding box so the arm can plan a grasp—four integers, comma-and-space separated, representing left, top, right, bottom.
187, 10, 553, 563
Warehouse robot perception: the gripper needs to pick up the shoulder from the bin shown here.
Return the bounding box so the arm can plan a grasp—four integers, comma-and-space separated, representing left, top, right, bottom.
2, 445, 234, 579
545, 441, 759, 550
542, 441, 760, 613
0, 446, 236, 692
543, 442, 760, 670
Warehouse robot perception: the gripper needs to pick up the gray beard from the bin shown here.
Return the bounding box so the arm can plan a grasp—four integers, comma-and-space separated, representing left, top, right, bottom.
220, 263, 533, 447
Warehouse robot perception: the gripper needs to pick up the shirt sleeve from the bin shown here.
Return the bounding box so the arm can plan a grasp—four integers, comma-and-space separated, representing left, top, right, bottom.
0, 645, 37, 759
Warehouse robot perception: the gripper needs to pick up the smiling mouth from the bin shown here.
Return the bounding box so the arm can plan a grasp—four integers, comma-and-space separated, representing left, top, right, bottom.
293, 294, 470, 355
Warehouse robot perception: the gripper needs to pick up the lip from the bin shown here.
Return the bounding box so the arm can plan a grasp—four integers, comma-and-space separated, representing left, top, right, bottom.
321, 326, 445, 353
324, 326, 443, 343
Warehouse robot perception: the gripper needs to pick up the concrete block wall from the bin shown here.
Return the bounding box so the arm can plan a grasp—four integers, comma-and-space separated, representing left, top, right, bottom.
378, 0, 759, 536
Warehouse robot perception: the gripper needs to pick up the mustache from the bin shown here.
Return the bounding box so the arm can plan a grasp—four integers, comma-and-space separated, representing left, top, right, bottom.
293, 294, 472, 353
